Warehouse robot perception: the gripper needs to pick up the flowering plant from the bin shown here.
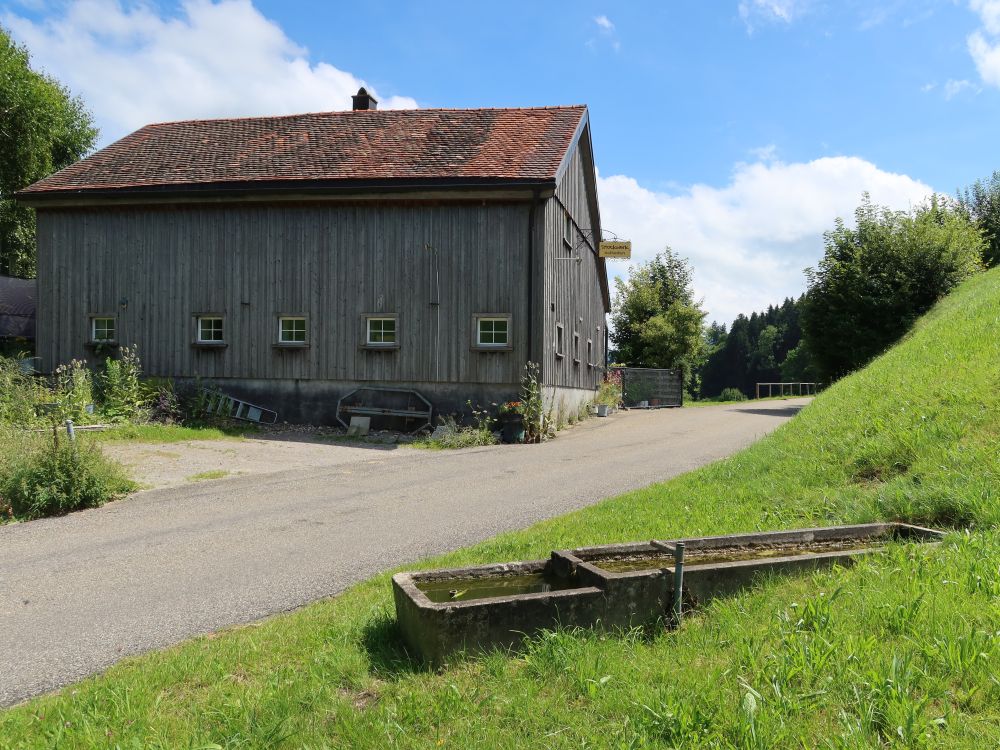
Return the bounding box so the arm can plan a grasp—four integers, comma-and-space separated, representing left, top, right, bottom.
596, 370, 623, 407
497, 400, 523, 416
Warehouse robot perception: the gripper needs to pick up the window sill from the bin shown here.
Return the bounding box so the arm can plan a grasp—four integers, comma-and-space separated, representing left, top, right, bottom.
555, 352, 565, 359
274, 342, 310, 349
573, 358, 581, 365
361, 343, 400, 351
192, 341, 227, 349
84, 340, 119, 349
472, 344, 513, 352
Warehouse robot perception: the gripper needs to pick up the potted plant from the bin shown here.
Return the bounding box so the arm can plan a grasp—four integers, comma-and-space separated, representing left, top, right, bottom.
497, 401, 525, 443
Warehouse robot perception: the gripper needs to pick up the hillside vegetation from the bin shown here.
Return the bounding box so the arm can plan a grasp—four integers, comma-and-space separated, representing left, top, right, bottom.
3, 268, 1000, 748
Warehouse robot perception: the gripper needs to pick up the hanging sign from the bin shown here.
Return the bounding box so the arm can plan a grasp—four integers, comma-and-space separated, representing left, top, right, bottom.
599, 240, 632, 259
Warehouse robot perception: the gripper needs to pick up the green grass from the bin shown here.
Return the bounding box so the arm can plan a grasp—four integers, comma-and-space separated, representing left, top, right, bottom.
685, 394, 810, 408
3, 268, 1000, 748
89, 423, 257, 443
185, 469, 231, 482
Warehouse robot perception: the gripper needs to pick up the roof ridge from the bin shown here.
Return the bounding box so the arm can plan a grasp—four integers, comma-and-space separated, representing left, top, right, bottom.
138, 104, 588, 130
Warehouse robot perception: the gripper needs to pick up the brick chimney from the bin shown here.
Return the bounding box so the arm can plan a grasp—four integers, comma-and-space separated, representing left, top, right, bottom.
352, 87, 378, 111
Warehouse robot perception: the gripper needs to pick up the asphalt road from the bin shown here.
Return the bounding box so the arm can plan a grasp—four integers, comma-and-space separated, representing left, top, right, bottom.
0, 399, 809, 707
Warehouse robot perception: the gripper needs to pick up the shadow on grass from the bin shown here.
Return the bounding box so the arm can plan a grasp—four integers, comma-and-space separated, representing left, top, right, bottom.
360, 613, 431, 679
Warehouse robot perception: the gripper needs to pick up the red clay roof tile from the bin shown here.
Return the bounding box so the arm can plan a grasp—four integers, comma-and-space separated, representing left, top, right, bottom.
20, 106, 587, 196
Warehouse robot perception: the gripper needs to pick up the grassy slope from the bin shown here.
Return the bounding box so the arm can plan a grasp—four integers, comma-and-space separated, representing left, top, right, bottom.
3, 269, 1000, 748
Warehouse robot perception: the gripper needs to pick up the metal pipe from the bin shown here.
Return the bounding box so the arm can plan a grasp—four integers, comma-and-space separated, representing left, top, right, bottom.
527, 189, 540, 366
673, 542, 685, 623
65, 419, 76, 443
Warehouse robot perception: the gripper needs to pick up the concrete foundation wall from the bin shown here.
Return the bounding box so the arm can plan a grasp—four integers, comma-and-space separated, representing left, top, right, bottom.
183, 377, 521, 426
543, 385, 597, 423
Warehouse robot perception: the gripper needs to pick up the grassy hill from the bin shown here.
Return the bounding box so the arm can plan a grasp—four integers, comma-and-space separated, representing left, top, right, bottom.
3, 268, 1000, 748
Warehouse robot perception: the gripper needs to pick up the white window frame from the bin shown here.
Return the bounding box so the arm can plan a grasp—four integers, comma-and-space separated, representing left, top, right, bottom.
587, 339, 594, 368
90, 316, 116, 343
555, 323, 565, 358
195, 315, 225, 344
364, 314, 399, 348
277, 316, 308, 346
573, 331, 581, 365
473, 314, 512, 351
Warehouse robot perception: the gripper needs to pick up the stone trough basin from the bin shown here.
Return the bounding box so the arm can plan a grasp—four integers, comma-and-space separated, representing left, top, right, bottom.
392, 522, 943, 664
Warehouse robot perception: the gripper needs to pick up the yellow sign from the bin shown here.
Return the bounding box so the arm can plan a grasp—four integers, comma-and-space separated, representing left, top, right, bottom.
599, 240, 632, 259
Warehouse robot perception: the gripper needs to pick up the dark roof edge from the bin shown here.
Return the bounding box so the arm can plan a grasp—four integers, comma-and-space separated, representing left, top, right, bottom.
554, 112, 610, 314
16, 176, 558, 204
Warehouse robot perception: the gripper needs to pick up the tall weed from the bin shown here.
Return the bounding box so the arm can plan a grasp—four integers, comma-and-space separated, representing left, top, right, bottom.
0, 432, 135, 520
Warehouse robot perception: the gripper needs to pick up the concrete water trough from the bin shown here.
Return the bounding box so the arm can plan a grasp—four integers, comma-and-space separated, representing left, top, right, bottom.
392, 522, 943, 664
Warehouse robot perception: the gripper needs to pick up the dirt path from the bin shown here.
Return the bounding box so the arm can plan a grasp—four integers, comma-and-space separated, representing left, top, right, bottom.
0, 399, 809, 707
105, 434, 410, 489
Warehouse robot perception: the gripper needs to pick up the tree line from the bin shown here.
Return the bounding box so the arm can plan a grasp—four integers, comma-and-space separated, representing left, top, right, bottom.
613, 182, 998, 399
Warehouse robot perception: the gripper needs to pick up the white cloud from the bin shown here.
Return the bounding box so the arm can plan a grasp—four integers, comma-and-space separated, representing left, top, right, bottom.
598, 156, 933, 324
3, 0, 417, 145
968, 0, 1000, 87
738, 0, 806, 33
971, 0, 1000, 34
943, 78, 977, 98
748, 144, 779, 162
590, 13, 620, 51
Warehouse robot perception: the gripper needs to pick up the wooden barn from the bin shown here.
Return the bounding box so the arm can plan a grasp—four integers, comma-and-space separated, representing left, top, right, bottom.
17, 89, 610, 424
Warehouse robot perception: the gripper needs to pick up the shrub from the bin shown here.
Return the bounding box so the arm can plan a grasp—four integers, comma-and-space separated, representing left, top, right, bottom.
596, 378, 622, 407
0, 434, 135, 520
520, 362, 546, 443
98, 347, 145, 423
0, 356, 42, 425
144, 379, 182, 424
421, 410, 497, 449
719, 387, 747, 402
53, 359, 95, 423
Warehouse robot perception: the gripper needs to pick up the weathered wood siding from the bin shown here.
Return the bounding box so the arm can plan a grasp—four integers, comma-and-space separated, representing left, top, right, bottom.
36, 202, 532, 385
540, 136, 607, 390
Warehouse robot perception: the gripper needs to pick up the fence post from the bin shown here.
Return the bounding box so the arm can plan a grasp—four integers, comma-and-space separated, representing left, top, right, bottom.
673, 542, 686, 624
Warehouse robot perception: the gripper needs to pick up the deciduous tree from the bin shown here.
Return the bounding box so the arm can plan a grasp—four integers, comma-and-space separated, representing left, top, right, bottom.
802, 194, 983, 381
958, 170, 1000, 268
1, 26, 97, 276
610, 249, 707, 385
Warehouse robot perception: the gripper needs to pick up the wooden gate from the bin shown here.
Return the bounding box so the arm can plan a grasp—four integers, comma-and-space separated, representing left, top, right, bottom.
613, 367, 684, 408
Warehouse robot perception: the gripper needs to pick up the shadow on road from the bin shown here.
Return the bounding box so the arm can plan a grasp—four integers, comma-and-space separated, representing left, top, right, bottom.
731, 405, 805, 418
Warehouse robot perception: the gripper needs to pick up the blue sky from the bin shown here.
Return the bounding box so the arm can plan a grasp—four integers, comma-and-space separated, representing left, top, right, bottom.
4, 0, 999, 323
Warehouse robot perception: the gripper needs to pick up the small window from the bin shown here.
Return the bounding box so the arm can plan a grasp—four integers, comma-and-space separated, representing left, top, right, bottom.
197, 316, 224, 343
278, 316, 307, 344
555, 323, 565, 358
478, 318, 509, 347
564, 210, 573, 245
91, 317, 115, 342
367, 317, 397, 346
573, 332, 581, 364
587, 339, 593, 367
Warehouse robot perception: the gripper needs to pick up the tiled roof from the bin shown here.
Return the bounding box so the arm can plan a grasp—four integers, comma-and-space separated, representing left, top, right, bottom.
20, 106, 587, 196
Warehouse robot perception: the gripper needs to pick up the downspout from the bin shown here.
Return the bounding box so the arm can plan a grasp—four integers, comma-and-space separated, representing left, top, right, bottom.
604, 325, 609, 371
527, 190, 541, 369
